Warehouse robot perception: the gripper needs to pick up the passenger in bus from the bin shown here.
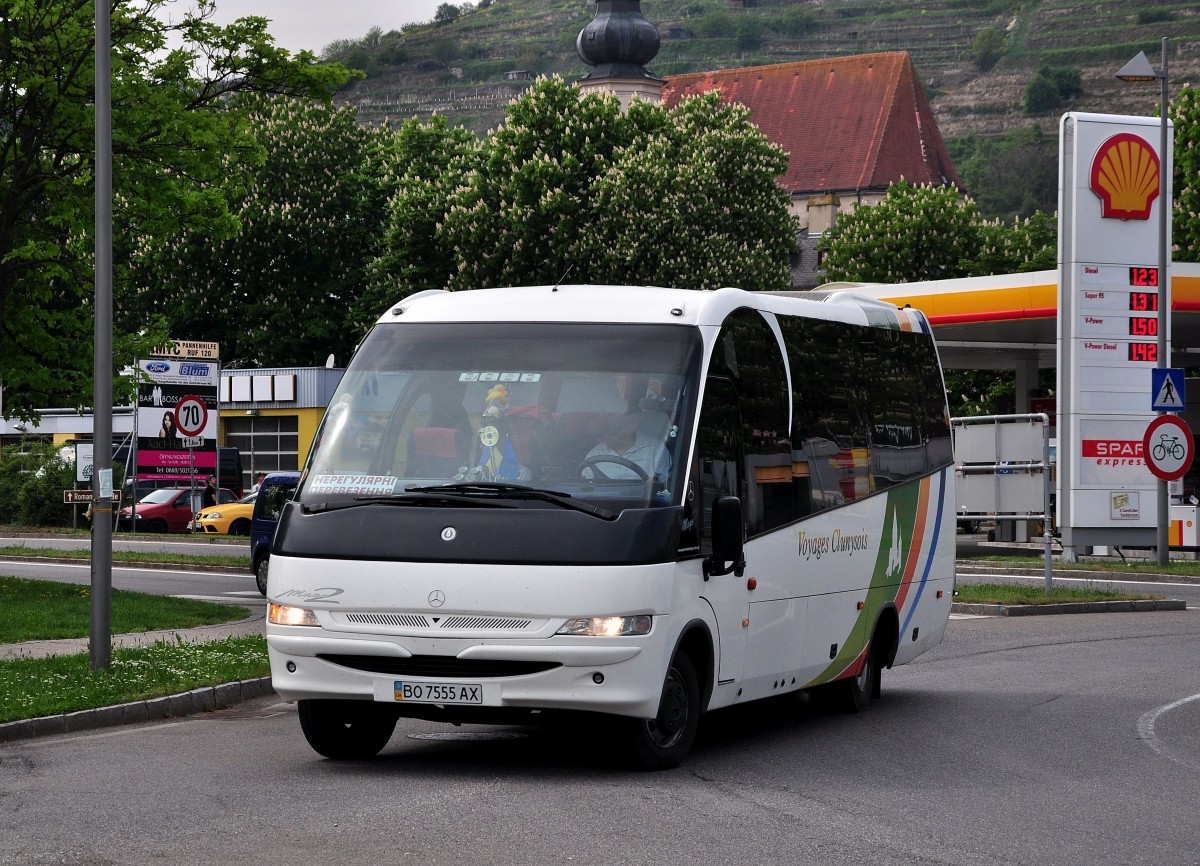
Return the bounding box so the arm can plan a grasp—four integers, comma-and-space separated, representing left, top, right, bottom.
582, 413, 670, 481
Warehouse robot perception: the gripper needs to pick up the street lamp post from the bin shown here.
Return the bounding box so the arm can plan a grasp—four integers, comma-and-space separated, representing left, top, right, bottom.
1116, 37, 1170, 565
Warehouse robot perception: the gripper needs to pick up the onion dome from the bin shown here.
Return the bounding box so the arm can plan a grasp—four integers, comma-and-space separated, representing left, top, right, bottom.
576, 0, 661, 81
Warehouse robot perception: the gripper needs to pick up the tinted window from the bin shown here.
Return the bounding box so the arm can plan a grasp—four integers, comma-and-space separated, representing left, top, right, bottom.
780, 315, 951, 516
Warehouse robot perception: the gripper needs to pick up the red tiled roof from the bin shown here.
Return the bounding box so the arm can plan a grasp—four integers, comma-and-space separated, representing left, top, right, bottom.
663, 52, 960, 196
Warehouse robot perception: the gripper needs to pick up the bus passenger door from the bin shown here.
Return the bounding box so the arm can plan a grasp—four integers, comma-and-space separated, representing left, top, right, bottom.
697, 377, 748, 684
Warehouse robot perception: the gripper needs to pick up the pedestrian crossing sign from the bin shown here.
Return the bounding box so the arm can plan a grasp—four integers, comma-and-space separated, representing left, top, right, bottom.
1151, 368, 1185, 412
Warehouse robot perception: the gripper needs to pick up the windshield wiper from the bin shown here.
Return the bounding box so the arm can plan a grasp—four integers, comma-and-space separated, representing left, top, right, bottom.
303, 493, 515, 515
404, 482, 616, 520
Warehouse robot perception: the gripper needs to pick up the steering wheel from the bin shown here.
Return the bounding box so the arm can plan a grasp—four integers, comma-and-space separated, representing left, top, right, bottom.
577, 454, 650, 482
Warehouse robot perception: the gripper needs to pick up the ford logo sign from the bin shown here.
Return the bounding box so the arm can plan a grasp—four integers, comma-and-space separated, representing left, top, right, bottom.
145, 362, 171, 374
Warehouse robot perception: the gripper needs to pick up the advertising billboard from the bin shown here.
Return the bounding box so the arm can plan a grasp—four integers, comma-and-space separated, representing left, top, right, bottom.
135, 356, 219, 483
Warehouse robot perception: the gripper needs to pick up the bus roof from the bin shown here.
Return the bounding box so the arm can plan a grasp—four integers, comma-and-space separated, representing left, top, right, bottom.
378, 285, 926, 332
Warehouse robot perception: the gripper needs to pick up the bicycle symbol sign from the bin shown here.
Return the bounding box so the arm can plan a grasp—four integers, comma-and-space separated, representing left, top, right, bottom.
1142, 415, 1195, 481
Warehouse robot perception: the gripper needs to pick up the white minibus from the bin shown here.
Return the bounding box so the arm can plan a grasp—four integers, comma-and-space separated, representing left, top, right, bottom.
266, 285, 956, 769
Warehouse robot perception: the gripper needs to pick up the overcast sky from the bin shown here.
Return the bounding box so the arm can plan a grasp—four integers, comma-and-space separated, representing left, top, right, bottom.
203, 0, 445, 56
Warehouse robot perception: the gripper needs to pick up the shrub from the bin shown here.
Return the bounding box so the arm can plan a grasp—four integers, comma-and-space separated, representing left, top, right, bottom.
972, 28, 1006, 72
0, 442, 76, 527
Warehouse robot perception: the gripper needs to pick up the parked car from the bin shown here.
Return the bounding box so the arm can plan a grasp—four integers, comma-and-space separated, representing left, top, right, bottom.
192, 491, 257, 536
117, 486, 236, 533
250, 472, 301, 596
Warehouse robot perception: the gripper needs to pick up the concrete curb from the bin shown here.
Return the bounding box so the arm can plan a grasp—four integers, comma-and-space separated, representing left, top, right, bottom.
0, 676, 275, 744
951, 598, 1187, 616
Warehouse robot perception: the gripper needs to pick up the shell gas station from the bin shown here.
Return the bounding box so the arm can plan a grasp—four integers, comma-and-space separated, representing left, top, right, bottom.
843, 112, 1200, 556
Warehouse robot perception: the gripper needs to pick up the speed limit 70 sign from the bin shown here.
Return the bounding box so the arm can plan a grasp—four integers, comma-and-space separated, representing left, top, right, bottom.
174, 394, 209, 438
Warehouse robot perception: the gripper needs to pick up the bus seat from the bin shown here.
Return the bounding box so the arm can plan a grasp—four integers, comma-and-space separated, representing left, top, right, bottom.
408, 427, 465, 477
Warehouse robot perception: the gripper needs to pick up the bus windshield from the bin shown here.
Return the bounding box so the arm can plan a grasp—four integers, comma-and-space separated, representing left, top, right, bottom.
298, 322, 702, 513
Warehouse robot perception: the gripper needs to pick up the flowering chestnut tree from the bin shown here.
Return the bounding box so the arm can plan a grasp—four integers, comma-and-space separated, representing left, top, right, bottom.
818, 180, 983, 283
1171, 85, 1200, 264
379, 76, 798, 297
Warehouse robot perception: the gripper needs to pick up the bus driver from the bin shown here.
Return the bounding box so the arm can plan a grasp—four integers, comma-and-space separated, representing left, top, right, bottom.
582, 412, 670, 481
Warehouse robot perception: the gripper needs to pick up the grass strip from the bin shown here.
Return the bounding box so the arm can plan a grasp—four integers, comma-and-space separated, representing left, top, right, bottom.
0, 636, 269, 724
0, 576, 250, 644
955, 582, 1162, 606
0, 545, 247, 570
960, 555, 1200, 578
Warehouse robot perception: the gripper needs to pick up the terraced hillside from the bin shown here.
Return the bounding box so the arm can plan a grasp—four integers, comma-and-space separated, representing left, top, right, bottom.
331, 0, 1200, 140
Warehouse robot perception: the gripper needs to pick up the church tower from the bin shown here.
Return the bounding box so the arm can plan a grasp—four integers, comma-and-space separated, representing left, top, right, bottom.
575, 0, 664, 108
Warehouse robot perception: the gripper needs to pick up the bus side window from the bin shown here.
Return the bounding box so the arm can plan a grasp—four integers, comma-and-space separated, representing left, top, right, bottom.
697, 377, 741, 555
708, 309, 794, 536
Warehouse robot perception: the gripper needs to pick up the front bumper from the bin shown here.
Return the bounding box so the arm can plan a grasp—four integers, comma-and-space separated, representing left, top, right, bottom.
267, 628, 671, 720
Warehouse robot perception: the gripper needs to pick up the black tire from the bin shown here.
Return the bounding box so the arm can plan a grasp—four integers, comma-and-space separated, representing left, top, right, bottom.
229, 518, 251, 536
625, 653, 701, 771
255, 554, 269, 596
297, 699, 398, 760
146, 519, 168, 534
838, 640, 880, 713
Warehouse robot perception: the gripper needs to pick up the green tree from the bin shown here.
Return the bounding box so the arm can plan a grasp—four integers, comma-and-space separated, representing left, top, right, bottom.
1023, 73, 1061, 114
948, 127, 1058, 219
352, 116, 479, 329
1023, 66, 1082, 114
434, 3, 461, 25
818, 180, 1058, 415
973, 211, 1057, 275
1171, 85, 1200, 263
972, 27, 1006, 72
0, 0, 353, 418
818, 180, 982, 282
576, 93, 796, 292
422, 77, 796, 294
131, 96, 387, 368
734, 16, 765, 51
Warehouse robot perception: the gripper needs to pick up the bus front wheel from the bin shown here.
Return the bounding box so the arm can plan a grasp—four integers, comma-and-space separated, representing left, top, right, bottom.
625, 653, 700, 771
297, 699, 397, 760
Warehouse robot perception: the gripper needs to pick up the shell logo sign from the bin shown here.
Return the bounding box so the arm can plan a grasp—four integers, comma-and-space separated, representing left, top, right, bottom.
1089, 132, 1160, 220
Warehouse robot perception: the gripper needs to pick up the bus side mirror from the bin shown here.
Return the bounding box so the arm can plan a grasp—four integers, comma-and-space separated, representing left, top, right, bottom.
704, 496, 745, 579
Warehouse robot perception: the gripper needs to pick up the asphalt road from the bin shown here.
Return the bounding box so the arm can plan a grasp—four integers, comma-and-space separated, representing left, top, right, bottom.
2, 609, 1198, 865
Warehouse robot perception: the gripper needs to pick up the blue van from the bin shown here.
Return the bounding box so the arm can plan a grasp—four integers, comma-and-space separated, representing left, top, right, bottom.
250, 471, 300, 595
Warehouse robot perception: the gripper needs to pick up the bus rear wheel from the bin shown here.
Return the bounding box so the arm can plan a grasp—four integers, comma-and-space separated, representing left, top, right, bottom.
297, 699, 397, 760
625, 653, 700, 771
838, 640, 881, 713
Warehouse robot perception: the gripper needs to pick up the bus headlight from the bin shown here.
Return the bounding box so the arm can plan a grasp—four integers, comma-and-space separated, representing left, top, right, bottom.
556, 615, 652, 637
268, 603, 320, 626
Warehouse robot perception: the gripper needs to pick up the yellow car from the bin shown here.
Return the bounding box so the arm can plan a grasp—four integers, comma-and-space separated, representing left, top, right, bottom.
192, 491, 257, 536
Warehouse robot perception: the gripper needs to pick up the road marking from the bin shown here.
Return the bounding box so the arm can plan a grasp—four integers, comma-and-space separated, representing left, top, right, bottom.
1137, 693, 1200, 770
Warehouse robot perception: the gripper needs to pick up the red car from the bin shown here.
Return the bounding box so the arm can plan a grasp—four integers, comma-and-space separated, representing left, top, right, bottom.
117, 486, 236, 533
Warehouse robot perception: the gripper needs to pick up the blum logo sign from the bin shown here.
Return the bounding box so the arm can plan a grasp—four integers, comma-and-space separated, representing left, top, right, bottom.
1090, 132, 1159, 221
